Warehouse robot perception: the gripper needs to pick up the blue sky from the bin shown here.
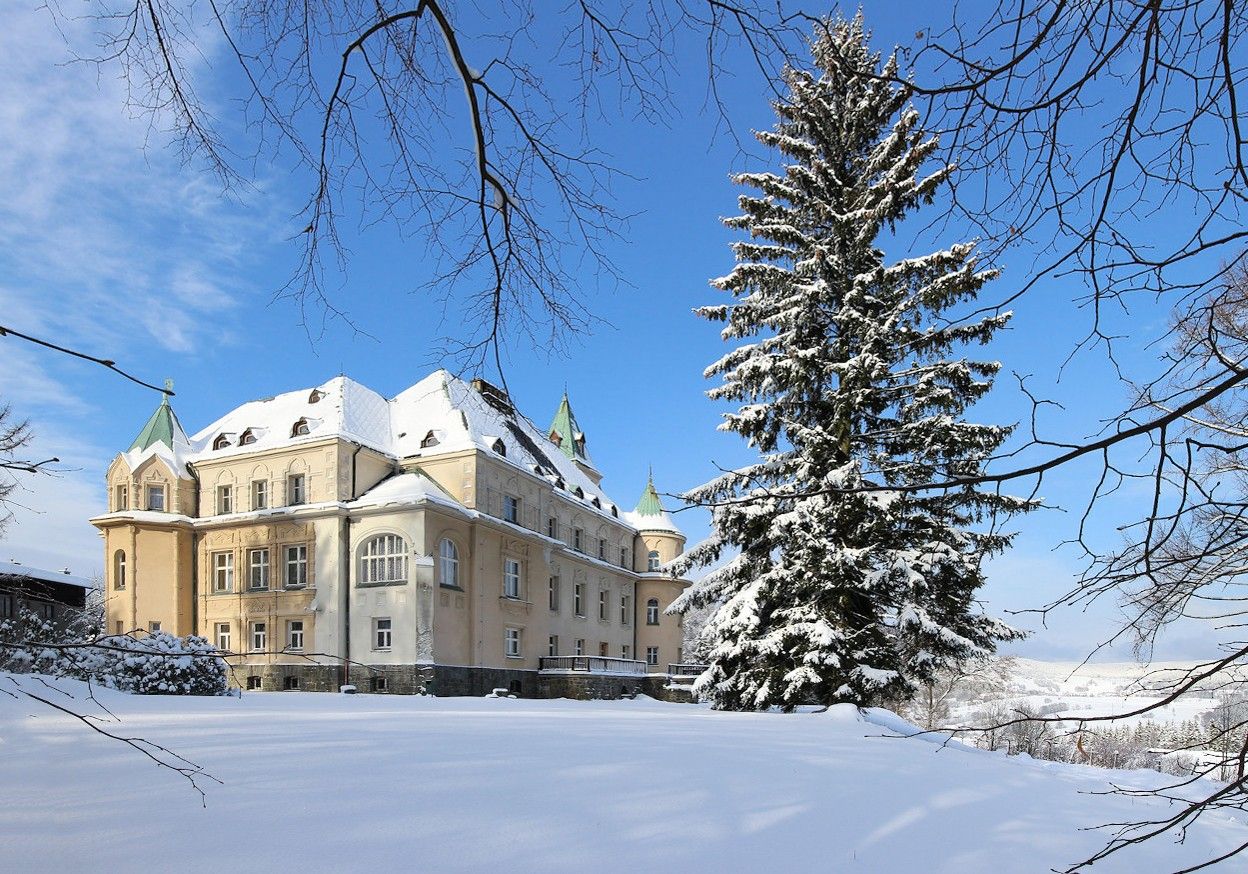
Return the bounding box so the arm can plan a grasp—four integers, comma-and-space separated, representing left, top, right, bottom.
0, 1, 1214, 660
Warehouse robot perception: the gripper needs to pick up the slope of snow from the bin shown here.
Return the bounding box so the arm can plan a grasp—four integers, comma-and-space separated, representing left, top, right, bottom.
2, 675, 1246, 872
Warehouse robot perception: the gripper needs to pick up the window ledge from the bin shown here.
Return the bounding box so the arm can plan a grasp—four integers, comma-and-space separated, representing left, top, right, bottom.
357, 580, 406, 588
439, 584, 464, 591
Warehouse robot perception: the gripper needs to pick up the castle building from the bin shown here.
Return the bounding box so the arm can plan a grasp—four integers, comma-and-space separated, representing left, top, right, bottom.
90, 372, 694, 696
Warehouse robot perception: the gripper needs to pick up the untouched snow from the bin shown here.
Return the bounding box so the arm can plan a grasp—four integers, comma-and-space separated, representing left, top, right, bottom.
3, 676, 1246, 872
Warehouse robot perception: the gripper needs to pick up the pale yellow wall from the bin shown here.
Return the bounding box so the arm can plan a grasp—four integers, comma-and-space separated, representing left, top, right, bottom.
101, 521, 194, 637
635, 577, 687, 672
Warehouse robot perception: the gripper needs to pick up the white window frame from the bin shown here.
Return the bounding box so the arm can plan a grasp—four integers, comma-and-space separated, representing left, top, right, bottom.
620, 592, 630, 625
214, 622, 231, 652
287, 473, 306, 506
439, 538, 460, 588
252, 479, 268, 510
217, 484, 233, 515
548, 575, 559, 611
574, 638, 585, 656
574, 582, 584, 617
505, 627, 521, 658
646, 646, 659, 666
360, 534, 407, 585
146, 484, 165, 512
548, 635, 558, 657
622, 645, 630, 660
598, 589, 607, 621
547, 516, 558, 539
648, 550, 661, 572
248, 548, 270, 591
250, 621, 267, 653
598, 539, 605, 560
573, 528, 583, 551
212, 551, 234, 593
114, 484, 128, 511
373, 617, 392, 651
503, 558, 522, 599
113, 550, 127, 590
503, 494, 519, 524
284, 544, 308, 588
287, 620, 304, 652
620, 547, 627, 568
598, 642, 609, 657
646, 598, 660, 625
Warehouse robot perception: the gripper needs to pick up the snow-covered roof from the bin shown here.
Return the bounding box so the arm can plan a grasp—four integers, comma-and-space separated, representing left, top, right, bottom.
349, 471, 464, 515
1, 561, 95, 590
622, 477, 683, 535
123, 396, 193, 477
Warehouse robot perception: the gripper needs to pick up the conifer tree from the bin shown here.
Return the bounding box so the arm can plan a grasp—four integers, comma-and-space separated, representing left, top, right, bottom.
674, 15, 1033, 711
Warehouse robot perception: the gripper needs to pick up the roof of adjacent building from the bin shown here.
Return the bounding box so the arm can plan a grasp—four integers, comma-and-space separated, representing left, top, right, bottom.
117, 370, 681, 535
1, 561, 95, 590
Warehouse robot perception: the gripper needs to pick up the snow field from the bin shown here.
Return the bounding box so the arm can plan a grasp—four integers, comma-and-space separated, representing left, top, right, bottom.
3, 676, 1248, 872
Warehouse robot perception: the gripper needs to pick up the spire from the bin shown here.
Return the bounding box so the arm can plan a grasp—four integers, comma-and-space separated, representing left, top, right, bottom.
128, 388, 188, 453
548, 391, 588, 462
634, 472, 664, 516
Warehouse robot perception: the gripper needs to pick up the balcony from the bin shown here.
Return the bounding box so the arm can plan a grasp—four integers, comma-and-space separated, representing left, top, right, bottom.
667, 663, 709, 678
539, 656, 647, 676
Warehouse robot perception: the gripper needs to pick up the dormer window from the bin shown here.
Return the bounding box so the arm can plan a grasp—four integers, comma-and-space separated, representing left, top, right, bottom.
491, 438, 506, 457
421, 430, 440, 449
549, 430, 562, 447
213, 434, 231, 450
239, 429, 256, 446
572, 486, 584, 499
291, 418, 310, 437
610, 505, 618, 518
591, 496, 601, 509
308, 389, 325, 404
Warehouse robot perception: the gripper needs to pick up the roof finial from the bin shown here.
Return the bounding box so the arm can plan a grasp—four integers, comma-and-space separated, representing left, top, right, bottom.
163, 377, 174, 403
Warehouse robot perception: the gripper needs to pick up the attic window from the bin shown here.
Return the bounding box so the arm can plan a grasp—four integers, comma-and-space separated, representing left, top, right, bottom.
549, 430, 562, 447
213, 434, 231, 450
308, 389, 325, 404
491, 438, 506, 457
591, 497, 601, 509
572, 486, 584, 499
421, 430, 440, 449
610, 505, 618, 518
239, 429, 256, 446
291, 418, 310, 437
554, 477, 565, 490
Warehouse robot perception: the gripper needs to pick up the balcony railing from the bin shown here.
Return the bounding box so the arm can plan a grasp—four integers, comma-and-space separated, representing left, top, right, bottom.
668, 663, 709, 677
539, 656, 647, 676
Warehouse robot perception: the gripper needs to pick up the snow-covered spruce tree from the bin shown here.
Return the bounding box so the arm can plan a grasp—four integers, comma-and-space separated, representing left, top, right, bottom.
672, 15, 1032, 712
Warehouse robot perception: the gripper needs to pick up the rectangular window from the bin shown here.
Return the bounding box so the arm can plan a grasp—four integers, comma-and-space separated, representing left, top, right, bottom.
283, 675, 300, 691
598, 642, 608, 657
622, 645, 630, 660
287, 474, 306, 506
248, 548, 270, 590
620, 593, 630, 625
646, 646, 659, 666
374, 618, 392, 650
598, 539, 605, 560
548, 635, 558, 657
503, 558, 521, 599
573, 528, 583, 551
214, 622, 231, 652
212, 552, 234, 593
285, 545, 308, 588
503, 494, 519, 524
505, 627, 521, 658
370, 676, 388, 693
574, 582, 584, 616
252, 479, 268, 510
146, 484, 165, 511
246, 675, 262, 690
149, 620, 160, 633
548, 575, 559, 611
547, 516, 558, 539
250, 622, 267, 652
598, 589, 607, 621
114, 620, 123, 636
575, 638, 585, 656
217, 484, 233, 515
0, 593, 13, 619
114, 484, 128, 511
287, 620, 304, 652
620, 547, 628, 568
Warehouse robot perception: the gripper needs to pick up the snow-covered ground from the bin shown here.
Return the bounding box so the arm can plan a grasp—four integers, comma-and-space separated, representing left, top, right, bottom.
3, 676, 1247, 872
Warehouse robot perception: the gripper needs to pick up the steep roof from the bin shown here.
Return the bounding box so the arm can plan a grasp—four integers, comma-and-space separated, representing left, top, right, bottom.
548, 392, 594, 467
623, 474, 683, 535
123, 395, 192, 477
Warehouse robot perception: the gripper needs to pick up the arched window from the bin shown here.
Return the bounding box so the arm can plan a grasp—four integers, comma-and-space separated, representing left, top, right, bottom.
646, 598, 659, 625
113, 550, 127, 591
590, 496, 601, 509
308, 389, 325, 404
491, 438, 506, 457
360, 534, 407, 584
212, 434, 230, 450
647, 550, 661, 572
572, 486, 584, 499
439, 538, 459, 588
291, 418, 310, 437
239, 429, 256, 446
421, 430, 440, 448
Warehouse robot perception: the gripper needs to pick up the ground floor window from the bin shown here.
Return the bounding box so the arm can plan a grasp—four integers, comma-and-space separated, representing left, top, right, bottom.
505, 627, 521, 658
598, 641, 608, 657
250, 622, 267, 652
646, 646, 659, 666
283, 675, 300, 691
575, 638, 585, 656
287, 620, 304, 652
149, 620, 161, 633
548, 635, 558, 656
215, 623, 231, 652
246, 675, 262, 690
374, 617, 392, 650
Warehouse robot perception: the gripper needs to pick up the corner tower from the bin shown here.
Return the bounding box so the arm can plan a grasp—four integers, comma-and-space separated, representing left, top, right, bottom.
628, 473, 690, 673
92, 390, 196, 637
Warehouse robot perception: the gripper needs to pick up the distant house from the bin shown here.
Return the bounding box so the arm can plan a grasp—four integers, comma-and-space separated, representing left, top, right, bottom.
0, 562, 94, 630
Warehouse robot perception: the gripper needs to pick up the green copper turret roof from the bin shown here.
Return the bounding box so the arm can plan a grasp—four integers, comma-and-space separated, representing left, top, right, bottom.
548, 392, 588, 462
128, 393, 187, 452
634, 474, 664, 516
